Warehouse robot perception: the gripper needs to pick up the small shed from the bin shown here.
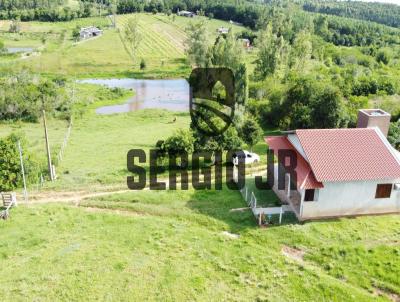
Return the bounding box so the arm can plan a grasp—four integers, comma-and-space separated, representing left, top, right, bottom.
80, 26, 103, 40
177, 10, 196, 18
241, 38, 251, 48
217, 27, 229, 34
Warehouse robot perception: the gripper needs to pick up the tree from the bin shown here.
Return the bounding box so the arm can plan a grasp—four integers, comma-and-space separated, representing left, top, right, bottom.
312, 86, 343, 128
0, 133, 38, 191
9, 18, 20, 33
163, 129, 195, 156
314, 16, 331, 40
0, 40, 5, 53
235, 63, 248, 106
388, 120, 400, 150
255, 23, 283, 79
289, 31, 312, 72
211, 30, 243, 70
192, 125, 243, 156
185, 21, 210, 67
240, 117, 263, 151
124, 17, 142, 66
140, 58, 146, 70
376, 50, 391, 65
211, 31, 248, 106
72, 25, 80, 41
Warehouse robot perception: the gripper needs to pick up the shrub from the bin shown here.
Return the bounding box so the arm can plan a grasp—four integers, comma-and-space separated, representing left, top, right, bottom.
0, 76, 70, 122
72, 25, 80, 41
388, 120, 400, 150
246, 98, 271, 126
140, 58, 146, 70
163, 129, 194, 156
376, 49, 391, 65
240, 117, 263, 151
0, 133, 39, 191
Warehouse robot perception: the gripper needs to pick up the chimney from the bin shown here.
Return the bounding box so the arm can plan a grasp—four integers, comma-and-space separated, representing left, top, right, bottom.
357, 109, 391, 137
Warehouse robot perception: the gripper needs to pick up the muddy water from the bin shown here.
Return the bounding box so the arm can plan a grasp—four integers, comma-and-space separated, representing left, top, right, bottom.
7, 47, 34, 53
78, 78, 190, 115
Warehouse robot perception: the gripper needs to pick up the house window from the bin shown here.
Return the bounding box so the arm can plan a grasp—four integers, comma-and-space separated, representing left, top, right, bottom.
375, 184, 393, 199
304, 189, 315, 202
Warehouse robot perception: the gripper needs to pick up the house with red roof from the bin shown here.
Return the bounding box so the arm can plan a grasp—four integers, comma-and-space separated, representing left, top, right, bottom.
266, 109, 400, 220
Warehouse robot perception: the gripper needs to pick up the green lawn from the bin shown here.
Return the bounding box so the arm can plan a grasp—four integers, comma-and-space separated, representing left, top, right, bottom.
0, 188, 399, 301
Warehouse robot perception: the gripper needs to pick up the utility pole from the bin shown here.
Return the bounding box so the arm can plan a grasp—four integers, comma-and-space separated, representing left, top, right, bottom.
17, 140, 28, 202
43, 110, 54, 181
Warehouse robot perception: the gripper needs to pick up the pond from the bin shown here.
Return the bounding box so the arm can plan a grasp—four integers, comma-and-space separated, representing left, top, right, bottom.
6, 47, 34, 54
78, 78, 190, 115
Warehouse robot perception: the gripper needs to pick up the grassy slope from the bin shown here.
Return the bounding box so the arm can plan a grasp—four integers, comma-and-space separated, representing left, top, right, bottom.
0, 13, 247, 78
55, 109, 190, 189
0, 190, 398, 301
0, 12, 398, 302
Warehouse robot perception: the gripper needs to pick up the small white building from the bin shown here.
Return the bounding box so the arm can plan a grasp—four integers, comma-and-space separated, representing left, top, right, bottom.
177, 10, 196, 18
266, 109, 400, 220
217, 27, 229, 34
240, 38, 251, 48
80, 26, 103, 40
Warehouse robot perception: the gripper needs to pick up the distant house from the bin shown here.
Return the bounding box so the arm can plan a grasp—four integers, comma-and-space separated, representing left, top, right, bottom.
177, 10, 196, 18
266, 109, 400, 220
80, 26, 103, 40
240, 38, 251, 48
217, 27, 229, 34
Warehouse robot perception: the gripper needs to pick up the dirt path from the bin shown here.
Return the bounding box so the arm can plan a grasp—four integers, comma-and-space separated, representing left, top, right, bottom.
19, 165, 266, 205
20, 188, 135, 206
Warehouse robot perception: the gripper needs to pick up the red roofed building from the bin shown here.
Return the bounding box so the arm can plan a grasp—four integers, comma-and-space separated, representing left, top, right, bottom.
266, 109, 400, 220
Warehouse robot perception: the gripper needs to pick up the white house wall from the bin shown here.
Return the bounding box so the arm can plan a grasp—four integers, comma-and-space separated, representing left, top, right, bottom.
302, 179, 400, 219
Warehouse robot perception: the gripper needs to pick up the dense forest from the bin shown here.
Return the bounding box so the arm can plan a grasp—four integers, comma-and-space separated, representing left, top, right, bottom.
303, 0, 400, 28
0, 0, 66, 10
0, 0, 92, 21
112, 0, 400, 47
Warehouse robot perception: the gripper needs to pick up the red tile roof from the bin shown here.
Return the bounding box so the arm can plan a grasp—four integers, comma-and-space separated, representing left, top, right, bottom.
265, 136, 323, 190
296, 128, 400, 182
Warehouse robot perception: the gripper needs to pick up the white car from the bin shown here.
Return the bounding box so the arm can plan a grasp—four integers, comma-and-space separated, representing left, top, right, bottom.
232, 150, 260, 165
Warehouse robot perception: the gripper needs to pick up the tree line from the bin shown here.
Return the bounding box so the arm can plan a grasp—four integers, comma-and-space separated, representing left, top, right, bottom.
303, 0, 400, 29
2, 0, 400, 48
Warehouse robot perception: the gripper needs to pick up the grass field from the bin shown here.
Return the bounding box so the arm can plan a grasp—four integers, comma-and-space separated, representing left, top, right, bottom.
0, 13, 250, 78
0, 81, 190, 189
0, 11, 399, 302
0, 189, 399, 301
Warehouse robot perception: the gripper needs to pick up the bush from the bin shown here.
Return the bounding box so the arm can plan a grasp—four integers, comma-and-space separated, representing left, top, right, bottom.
246, 98, 271, 126
72, 25, 80, 41
376, 49, 391, 65
0, 75, 70, 122
140, 58, 146, 70
388, 120, 400, 150
278, 77, 345, 129
0, 40, 5, 53
0, 133, 39, 191
163, 129, 194, 156
240, 117, 263, 151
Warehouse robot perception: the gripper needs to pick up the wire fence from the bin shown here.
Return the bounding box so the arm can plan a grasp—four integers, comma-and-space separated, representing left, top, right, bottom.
56, 119, 73, 165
